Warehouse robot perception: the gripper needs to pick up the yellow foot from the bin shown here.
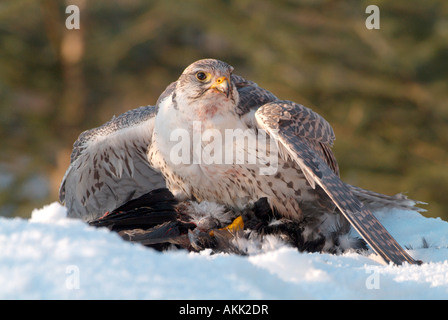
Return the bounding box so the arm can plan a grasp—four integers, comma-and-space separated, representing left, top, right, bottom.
209, 216, 244, 237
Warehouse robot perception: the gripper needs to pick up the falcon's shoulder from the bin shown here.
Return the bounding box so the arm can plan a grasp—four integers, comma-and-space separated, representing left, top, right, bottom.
253, 99, 338, 175
254, 100, 336, 146
233, 73, 338, 173
232, 74, 278, 116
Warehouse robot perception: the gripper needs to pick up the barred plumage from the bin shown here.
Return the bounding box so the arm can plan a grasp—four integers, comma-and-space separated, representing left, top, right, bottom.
60, 59, 424, 265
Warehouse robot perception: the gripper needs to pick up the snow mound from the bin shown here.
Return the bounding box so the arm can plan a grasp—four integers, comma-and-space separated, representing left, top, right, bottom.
0, 202, 447, 299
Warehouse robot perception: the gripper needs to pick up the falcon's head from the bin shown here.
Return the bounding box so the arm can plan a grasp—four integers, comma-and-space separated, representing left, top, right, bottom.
172, 59, 239, 119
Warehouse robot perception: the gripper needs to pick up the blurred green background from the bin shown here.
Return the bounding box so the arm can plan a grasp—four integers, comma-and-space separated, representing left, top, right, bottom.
1, 0, 447, 220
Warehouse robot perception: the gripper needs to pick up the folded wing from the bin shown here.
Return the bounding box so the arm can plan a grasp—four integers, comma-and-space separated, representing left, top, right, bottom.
254, 100, 420, 265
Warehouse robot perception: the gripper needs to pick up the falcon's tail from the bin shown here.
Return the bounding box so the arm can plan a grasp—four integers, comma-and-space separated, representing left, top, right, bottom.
347, 184, 426, 213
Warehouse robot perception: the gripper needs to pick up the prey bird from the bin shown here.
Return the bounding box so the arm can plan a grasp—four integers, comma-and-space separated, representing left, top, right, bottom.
60, 59, 424, 265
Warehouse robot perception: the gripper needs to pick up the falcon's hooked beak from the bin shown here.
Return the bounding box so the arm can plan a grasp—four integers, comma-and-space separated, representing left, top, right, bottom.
210, 76, 230, 98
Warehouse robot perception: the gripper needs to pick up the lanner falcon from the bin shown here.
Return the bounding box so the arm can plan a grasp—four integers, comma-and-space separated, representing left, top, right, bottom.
60, 59, 423, 265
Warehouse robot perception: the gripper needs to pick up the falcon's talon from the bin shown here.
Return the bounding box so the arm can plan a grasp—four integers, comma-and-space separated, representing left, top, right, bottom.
224, 216, 244, 234
209, 215, 244, 237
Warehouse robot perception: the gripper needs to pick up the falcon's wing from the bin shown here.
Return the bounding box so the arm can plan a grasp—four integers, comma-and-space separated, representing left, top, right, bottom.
59, 105, 166, 222
233, 74, 339, 175
253, 100, 420, 265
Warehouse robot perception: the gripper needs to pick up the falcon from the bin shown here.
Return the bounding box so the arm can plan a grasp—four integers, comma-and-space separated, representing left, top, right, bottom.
60, 58, 423, 265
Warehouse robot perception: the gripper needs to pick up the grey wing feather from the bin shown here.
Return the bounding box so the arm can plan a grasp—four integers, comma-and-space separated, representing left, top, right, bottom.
59, 105, 166, 222
254, 100, 420, 265
347, 184, 426, 212
234, 76, 339, 176
232, 74, 278, 116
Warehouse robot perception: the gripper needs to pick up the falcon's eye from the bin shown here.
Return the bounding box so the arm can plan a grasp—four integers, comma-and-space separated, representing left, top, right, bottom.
195, 71, 208, 81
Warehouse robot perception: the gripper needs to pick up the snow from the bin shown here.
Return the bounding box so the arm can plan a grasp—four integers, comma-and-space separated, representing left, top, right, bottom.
0, 202, 447, 299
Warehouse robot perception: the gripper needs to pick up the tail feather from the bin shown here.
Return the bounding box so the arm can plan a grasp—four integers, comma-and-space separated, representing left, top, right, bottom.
347, 184, 426, 213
